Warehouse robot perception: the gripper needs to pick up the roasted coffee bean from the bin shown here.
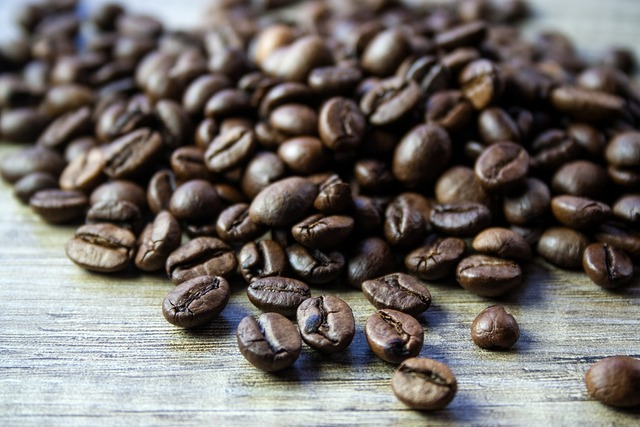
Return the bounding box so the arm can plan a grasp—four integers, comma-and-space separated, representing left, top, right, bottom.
291, 214, 354, 250
308, 66, 362, 96
269, 103, 317, 137
585, 356, 640, 408
550, 85, 624, 121
405, 236, 466, 280
239, 240, 287, 283
258, 82, 315, 118
537, 227, 590, 269
169, 179, 221, 224
477, 107, 520, 144
90, 180, 147, 211
205, 126, 256, 173
103, 128, 163, 179
425, 90, 473, 132
384, 194, 427, 247
155, 100, 193, 149
166, 237, 237, 285
503, 178, 550, 226
456, 254, 522, 297
13, 172, 58, 204
365, 309, 424, 364
237, 312, 302, 372
86, 199, 142, 232
240, 151, 287, 199
246, 276, 311, 316
430, 202, 491, 237
204, 88, 251, 119
459, 59, 504, 110
147, 170, 176, 214
566, 123, 606, 159
550, 196, 611, 229
606, 131, 640, 188
474, 142, 529, 193
162, 275, 230, 328
59, 147, 105, 192
551, 160, 608, 198
0, 108, 49, 143
352, 195, 384, 234
249, 176, 318, 227
277, 137, 326, 175
29, 189, 87, 224
398, 55, 451, 97
354, 159, 395, 193
362, 273, 431, 317
135, 211, 182, 272
361, 28, 410, 77
435, 21, 487, 51
318, 97, 365, 151
582, 243, 633, 289
612, 194, 640, 225
65, 223, 135, 273
40, 84, 96, 118
347, 237, 396, 289
530, 129, 582, 172
266, 35, 332, 83
435, 166, 493, 207
471, 305, 520, 350
286, 244, 345, 285
296, 295, 355, 354
472, 227, 531, 260
215, 203, 263, 244
392, 357, 457, 411
37, 106, 92, 149
595, 222, 640, 259
182, 74, 232, 116
169, 146, 210, 182
392, 123, 451, 187
0, 146, 66, 184
360, 77, 421, 126
313, 175, 352, 214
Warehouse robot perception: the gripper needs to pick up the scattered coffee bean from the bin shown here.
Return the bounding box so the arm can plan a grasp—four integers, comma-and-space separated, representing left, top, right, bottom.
365, 309, 424, 364
135, 211, 182, 272
162, 275, 230, 328
239, 240, 287, 283
29, 188, 87, 224
430, 202, 492, 237
296, 295, 355, 354
582, 243, 633, 289
391, 357, 457, 410
456, 254, 522, 297
405, 236, 466, 280
247, 276, 311, 316
550, 195, 611, 229
286, 244, 345, 285
362, 273, 431, 317
165, 237, 237, 285
472, 227, 531, 260
65, 223, 135, 273
537, 227, 590, 269
585, 356, 640, 408
471, 305, 520, 349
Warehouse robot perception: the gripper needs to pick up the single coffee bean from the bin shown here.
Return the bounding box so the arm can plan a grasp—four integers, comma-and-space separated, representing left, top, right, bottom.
435, 166, 493, 207
550, 85, 624, 121
65, 223, 135, 273
296, 295, 355, 354
37, 106, 93, 149
308, 66, 362, 97
205, 126, 256, 173
353, 159, 395, 193
347, 237, 396, 289
249, 176, 318, 227
582, 243, 633, 289
360, 77, 421, 126
362, 273, 431, 317
215, 203, 263, 244
103, 128, 163, 179
166, 237, 237, 285
595, 222, 640, 259
566, 123, 606, 159
405, 236, 466, 280
147, 169, 177, 214
550, 195, 611, 229
182, 73, 232, 116
29, 189, 87, 224
59, 147, 105, 193
86, 199, 142, 232
365, 309, 424, 364
90, 180, 147, 211
269, 103, 317, 137
258, 82, 315, 118
398, 55, 451, 97
313, 175, 353, 214
40, 84, 96, 118
456, 254, 522, 297
471, 227, 531, 260
435, 21, 487, 51
246, 276, 311, 316
503, 178, 550, 226
551, 160, 608, 198
360, 28, 410, 77
239, 240, 287, 283
240, 151, 287, 199
237, 312, 302, 372
430, 202, 491, 237
392, 357, 458, 411
474, 142, 529, 193
477, 107, 520, 144
605, 131, 640, 188
267, 35, 333, 83
0, 146, 66, 184
425, 90, 473, 132
277, 137, 326, 175
169, 179, 221, 224
471, 305, 520, 350
529, 129, 582, 172
0, 107, 49, 143
286, 244, 345, 285
459, 59, 504, 110
162, 275, 230, 328
537, 227, 590, 269
585, 356, 640, 408
135, 211, 182, 272
384, 193, 428, 247
612, 194, 640, 225
318, 97, 365, 151
13, 172, 58, 204
291, 213, 354, 250
169, 146, 211, 182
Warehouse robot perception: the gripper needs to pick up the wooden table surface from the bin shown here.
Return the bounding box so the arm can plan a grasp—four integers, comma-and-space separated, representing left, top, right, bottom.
1, 1, 640, 426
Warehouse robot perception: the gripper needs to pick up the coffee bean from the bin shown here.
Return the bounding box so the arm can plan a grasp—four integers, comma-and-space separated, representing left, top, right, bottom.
29, 189, 87, 224
135, 211, 182, 272
354, 159, 395, 193
162, 275, 230, 328
456, 254, 522, 297
503, 178, 550, 226
425, 90, 473, 132
277, 137, 326, 175
436, 21, 487, 51
291, 213, 354, 250
459, 59, 504, 110
595, 222, 640, 259
182, 74, 232, 116
59, 147, 105, 192
398, 55, 451, 97
566, 123, 606, 159
550, 196, 611, 229
530, 129, 582, 172
103, 128, 163, 179
477, 107, 520, 144
365, 309, 424, 364
391, 357, 457, 410
313, 175, 352, 214
90, 180, 147, 211
86, 199, 142, 232
430, 202, 491, 237
318, 97, 365, 151
40, 84, 96, 118
551, 160, 608, 198
65, 223, 135, 273
214, 203, 262, 244
13, 172, 58, 204
166, 237, 237, 285
237, 312, 302, 372
384, 194, 428, 247
147, 170, 176, 215
347, 237, 396, 289
0, 146, 66, 184
435, 166, 493, 207
239, 240, 287, 283
246, 276, 311, 316
537, 227, 590, 269
471, 305, 520, 349
362, 273, 431, 317
472, 227, 531, 260
249, 176, 318, 227
0, 107, 49, 143
286, 244, 345, 285
474, 142, 529, 193
612, 194, 640, 225
37, 106, 93, 149
605, 131, 640, 188
405, 236, 466, 280
308, 66, 362, 96
240, 151, 287, 199
360, 77, 421, 126
361, 28, 410, 77
585, 356, 640, 408
582, 243, 633, 289
205, 126, 256, 173
550, 85, 624, 121
269, 103, 317, 137
392, 124, 451, 187
169, 179, 221, 224
296, 295, 355, 354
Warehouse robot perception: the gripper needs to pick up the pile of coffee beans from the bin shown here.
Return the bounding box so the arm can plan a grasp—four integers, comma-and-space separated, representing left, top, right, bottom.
1, 0, 639, 410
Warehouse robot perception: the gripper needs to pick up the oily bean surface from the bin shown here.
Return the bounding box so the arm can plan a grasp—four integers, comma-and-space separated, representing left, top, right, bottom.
296, 295, 355, 354
392, 357, 457, 411
365, 309, 424, 364
162, 275, 230, 328
471, 305, 520, 350
362, 273, 431, 317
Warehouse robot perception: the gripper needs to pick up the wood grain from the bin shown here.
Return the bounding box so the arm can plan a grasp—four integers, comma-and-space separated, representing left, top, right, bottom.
1, 1, 640, 425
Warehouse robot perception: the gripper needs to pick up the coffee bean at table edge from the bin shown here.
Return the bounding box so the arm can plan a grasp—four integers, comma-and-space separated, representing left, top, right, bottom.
246, 276, 311, 316
582, 242, 634, 289
585, 356, 640, 408
162, 275, 230, 328
471, 305, 520, 350
456, 254, 523, 297
361, 272, 431, 317
296, 295, 355, 354
364, 308, 424, 364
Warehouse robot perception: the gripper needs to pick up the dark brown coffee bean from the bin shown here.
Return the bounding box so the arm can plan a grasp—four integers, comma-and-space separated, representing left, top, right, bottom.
530, 129, 581, 172
59, 147, 105, 192
162, 275, 230, 328
353, 159, 394, 193
37, 106, 92, 149
405, 236, 466, 280
291, 214, 354, 250
398, 55, 451, 97
360, 77, 421, 126
362, 273, 431, 317
585, 356, 640, 408
435, 166, 493, 207
90, 180, 147, 211
393, 124, 451, 187
430, 202, 491, 237
40, 84, 96, 118
205, 126, 256, 173
361, 28, 410, 77
308, 66, 362, 96
477, 107, 520, 144
347, 237, 396, 289
606, 131, 640, 188
239, 240, 287, 283
215, 203, 263, 244
297, 295, 355, 354
237, 312, 301, 372
249, 176, 318, 227
240, 151, 287, 199
582, 243, 633, 289
147, 170, 176, 214
474, 142, 529, 193
503, 178, 551, 226
612, 194, 640, 225
392, 357, 457, 411
169, 179, 221, 224
313, 175, 352, 214
267, 35, 332, 82
384, 194, 427, 247
550, 85, 624, 121
537, 227, 590, 269
566, 123, 606, 159
135, 211, 182, 272
425, 90, 473, 132
318, 97, 365, 151
550, 196, 611, 229
182, 74, 232, 116
103, 128, 163, 179
169, 146, 210, 182
0, 108, 49, 143
286, 244, 345, 285
166, 237, 237, 285
472, 227, 531, 260
247, 276, 311, 316
595, 222, 640, 259
155, 100, 193, 149
65, 223, 135, 273
471, 305, 520, 350
277, 137, 326, 175
13, 172, 58, 204
456, 254, 522, 297
86, 200, 142, 232
269, 103, 317, 137
459, 59, 504, 109
435, 21, 487, 51
551, 160, 608, 198
29, 189, 87, 224
365, 309, 424, 364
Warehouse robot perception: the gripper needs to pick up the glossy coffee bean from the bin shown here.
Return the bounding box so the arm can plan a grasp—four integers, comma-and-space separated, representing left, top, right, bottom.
360, 77, 421, 126
384, 193, 428, 247
477, 107, 520, 144
503, 178, 550, 226
362, 273, 431, 317
103, 128, 163, 179
582, 243, 633, 289
135, 211, 182, 272
318, 97, 365, 151
550, 85, 624, 121
166, 237, 237, 285
595, 222, 640, 259
361, 28, 410, 77
277, 137, 326, 175
249, 176, 318, 227
472, 227, 531, 260
37, 106, 93, 149
430, 202, 491, 237
215, 203, 263, 244
0, 107, 49, 143
405, 236, 466, 280
286, 244, 345, 285
237, 312, 302, 372
612, 194, 640, 225
456, 254, 522, 297
86, 199, 142, 232
537, 227, 590, 269
585, 356, 640, 408
530, 129, 582, 172
240, 151, 287, 199
246, 276, 311, 316
392, 124, 451, 187
347, 237, 396, 289
313, 175, 352, 214
205, 126, 256, 173
291, 214, 354, 250
65, 223, 135, 273
550, 196, 611, 229
269, 103, 317, 137
551, 160, 608, 198
162, 275, 230, 328
297, 295, 355, 354
471, 305, 520, 350
147, 170, 176, 214
90, 180, 147, 211
59, 147, 105, 193
365, 309, 424, 364
308, 66, 362, 96
435, 166, 492, 207
474, 142, 529, 193
425, 90, 473, 132
239, 240, 287, 283
459, 59, 504, 110
392, 357, 457, 411
435, 21, 487, 51
169, 179, 221, 224
29, 189, 87, 224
